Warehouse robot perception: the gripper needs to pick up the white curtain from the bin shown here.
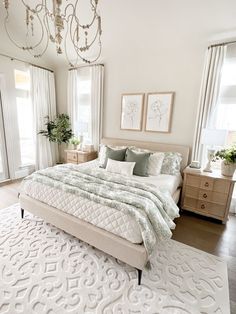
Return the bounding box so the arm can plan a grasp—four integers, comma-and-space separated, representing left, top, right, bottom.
67, 69, 78, 132
91, 65, 104, 150
30, 66, 58, 170
192, 45, 227, 161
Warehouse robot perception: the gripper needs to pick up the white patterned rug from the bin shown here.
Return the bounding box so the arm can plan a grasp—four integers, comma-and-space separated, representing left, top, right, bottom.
0, 204, 230, 314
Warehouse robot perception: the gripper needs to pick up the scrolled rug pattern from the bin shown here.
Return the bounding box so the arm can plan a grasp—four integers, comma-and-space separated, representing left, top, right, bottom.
0, 204, 230, 314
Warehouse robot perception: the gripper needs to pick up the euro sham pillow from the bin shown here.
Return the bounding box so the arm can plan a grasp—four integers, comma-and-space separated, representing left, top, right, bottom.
161, 152, 182, 175
106, 158, 136, 176
125, 148, 150, 177
147, 152, 165, 176
99, 145, 128, 166
100, 146, 127, 168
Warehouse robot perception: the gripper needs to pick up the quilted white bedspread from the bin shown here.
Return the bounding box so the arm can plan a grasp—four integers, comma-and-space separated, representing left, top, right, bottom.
20, 160, 181, 244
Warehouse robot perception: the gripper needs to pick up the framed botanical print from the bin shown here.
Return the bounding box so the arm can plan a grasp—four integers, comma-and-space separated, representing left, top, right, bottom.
120, 93, 144, 131
145, 92, 174, 133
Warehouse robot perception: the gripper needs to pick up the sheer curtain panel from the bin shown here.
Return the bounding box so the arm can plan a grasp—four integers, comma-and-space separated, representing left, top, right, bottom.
91, 65, 104, 150
67, 69, 78, 131
30, 66, 58, 170
192, 45, 227, 161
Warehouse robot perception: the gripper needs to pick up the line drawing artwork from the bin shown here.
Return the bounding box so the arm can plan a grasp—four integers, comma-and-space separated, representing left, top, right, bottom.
121, 94, 143, 130
148, 99, 168, 126
146, 93, 173, 132
124, 102, 138, 128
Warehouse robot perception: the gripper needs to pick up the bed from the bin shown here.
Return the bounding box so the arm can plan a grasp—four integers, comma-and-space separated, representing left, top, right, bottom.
19, 137, 189, 284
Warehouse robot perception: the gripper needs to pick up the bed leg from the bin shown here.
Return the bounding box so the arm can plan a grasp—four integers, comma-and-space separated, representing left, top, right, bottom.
137, 268, 142, 285
21, 208, 24, 219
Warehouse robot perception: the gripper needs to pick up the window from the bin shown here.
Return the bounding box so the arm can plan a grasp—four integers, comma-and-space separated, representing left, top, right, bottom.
74, 67, 92, 142
14, 69, 35, 166
212, 49, 236, 202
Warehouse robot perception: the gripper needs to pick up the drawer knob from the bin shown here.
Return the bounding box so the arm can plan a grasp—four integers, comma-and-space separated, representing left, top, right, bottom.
203, 193, 207, 198
201, 204, 205, 209
204, 182, 209, 187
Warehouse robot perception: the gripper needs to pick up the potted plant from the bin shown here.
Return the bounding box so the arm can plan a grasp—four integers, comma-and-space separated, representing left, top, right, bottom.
214, 146, 236, 177
69, 137, 80, 150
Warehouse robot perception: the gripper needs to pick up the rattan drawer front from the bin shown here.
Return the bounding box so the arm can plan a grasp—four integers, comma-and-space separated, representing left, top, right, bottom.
211, 191, 228, 205
67, 159, 78, 164
213, 180, 230, 194
198, 189, 212, 201
78, 154, 86, 162
185, 186, 199, 198
186, 175, 200, 188
67, 152, 78, 162
208, 203, 226, 218
199, 177, 214, 190
183, 197, 197, 210
196, 200, 209, 214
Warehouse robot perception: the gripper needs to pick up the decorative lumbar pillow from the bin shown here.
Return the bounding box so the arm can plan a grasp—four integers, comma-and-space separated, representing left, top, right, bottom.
99, 144, 128, 166
106, 158, 136, 176
161, 152, 182, 175
147, 152, 165, 176
125, 148, 150, 176
100, 146, 127, 168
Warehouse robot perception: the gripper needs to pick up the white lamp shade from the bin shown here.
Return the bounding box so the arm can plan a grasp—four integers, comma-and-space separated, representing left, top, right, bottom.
201, 128, 228, 146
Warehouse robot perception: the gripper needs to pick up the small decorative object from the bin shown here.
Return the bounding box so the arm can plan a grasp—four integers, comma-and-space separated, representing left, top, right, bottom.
145, 92, 174, 133
120, 93, 144, 131
190, 160, 201, 169
214, 146, 236, 177
38, 114, 73, 144
69, 137, 80, 150
201, 128, 228, 173
3, 0, 102, 66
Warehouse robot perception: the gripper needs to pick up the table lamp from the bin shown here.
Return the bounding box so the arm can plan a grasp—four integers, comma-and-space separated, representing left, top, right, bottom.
201, 128, 228, 172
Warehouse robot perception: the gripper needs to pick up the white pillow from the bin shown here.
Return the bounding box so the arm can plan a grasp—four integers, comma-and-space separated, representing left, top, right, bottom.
106, 158, 136, 176
147, 152, 165, 176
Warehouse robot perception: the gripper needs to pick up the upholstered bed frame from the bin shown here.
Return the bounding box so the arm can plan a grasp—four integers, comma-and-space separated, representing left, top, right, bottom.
19, 138, 189, 284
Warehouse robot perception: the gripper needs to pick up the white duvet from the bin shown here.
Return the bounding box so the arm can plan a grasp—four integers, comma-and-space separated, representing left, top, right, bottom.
21, 160, 182, 244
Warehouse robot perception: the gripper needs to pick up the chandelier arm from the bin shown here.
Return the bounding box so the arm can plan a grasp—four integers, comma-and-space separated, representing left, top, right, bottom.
21, 0, 44, 14
25, 14, 49, 58
64, 14, 80, 67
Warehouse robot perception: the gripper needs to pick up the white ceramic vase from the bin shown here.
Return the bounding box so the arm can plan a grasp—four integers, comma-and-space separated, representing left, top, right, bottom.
221, 160, 236, 177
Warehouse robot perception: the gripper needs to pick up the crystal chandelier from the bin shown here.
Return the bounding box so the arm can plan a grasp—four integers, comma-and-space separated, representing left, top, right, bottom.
3, 0, 102, 66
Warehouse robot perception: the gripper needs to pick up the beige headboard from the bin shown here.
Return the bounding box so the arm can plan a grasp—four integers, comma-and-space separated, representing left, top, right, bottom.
101, 137, 190, 171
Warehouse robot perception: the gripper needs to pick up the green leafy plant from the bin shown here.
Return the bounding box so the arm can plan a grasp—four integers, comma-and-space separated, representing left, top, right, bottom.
69, 137, 80, 146
214, 146, 236, 164
39, 114, 73, 144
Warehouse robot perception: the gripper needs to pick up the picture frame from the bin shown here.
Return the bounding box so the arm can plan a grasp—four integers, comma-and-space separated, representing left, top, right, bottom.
145, 92, 174, 133
120, 93, 144, 131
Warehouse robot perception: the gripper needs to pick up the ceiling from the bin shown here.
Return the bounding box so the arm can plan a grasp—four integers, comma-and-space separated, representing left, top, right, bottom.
0, 0, 236, 71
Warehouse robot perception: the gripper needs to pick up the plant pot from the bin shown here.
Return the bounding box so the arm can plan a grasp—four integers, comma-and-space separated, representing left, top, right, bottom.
221, 160, 236, 177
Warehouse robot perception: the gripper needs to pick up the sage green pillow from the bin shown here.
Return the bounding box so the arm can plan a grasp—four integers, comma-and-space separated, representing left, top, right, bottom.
100, 146, 127, 168
125, 149, 150, 176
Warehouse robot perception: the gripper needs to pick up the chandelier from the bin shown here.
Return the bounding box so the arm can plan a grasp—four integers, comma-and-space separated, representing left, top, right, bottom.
3, 0, 102, 66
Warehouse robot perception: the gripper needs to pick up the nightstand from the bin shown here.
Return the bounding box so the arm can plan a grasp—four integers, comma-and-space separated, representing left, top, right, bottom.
181, 167, 236, 223
64, 150, 97, 164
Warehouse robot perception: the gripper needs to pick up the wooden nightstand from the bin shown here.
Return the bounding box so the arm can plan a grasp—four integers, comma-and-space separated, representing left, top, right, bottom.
65, 150, 97, 164
181, 167, 236, 223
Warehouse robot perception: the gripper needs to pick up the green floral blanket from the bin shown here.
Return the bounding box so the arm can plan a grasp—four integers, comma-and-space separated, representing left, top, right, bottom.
23, 164, 179, 258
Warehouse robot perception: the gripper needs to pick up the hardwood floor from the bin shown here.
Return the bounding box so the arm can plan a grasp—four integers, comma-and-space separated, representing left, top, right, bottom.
0, 181, 236, 313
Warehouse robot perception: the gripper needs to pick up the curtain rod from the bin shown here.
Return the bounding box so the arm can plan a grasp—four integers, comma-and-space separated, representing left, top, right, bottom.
208, 39, 236, 49
0, 53, 54, 73
69, 63, 104, 71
